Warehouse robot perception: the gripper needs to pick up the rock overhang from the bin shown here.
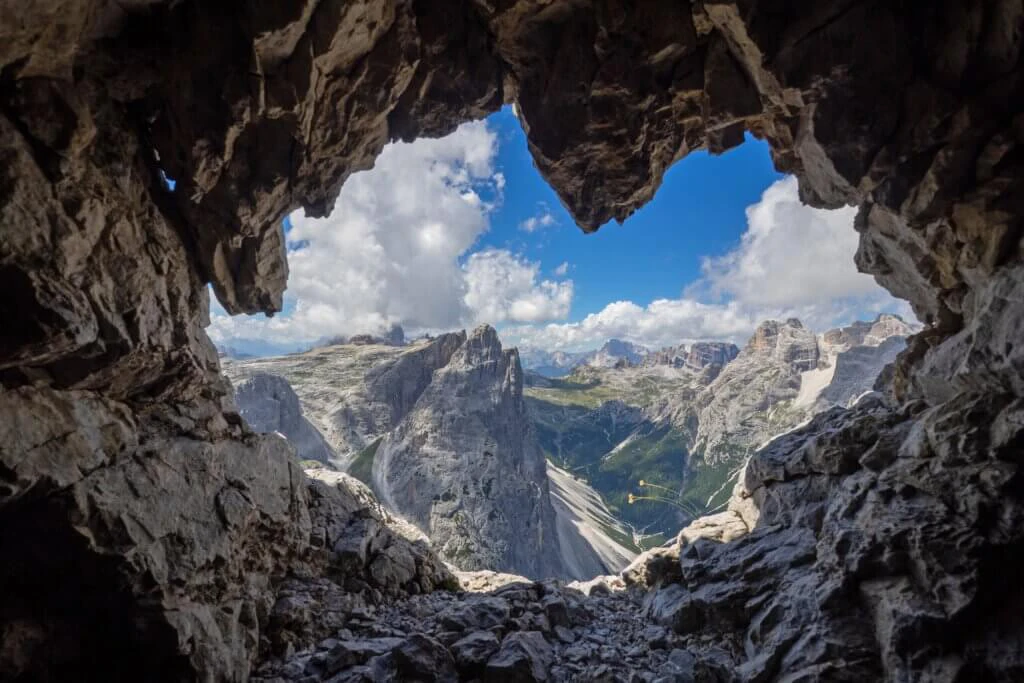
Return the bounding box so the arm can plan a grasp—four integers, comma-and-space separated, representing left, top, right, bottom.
3, 1, 1024, 680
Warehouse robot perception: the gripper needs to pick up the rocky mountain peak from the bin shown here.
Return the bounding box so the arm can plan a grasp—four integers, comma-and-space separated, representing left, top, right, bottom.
822, 313, 914, 352
821, 320, 873, 348
864, 314, 914, 346
747, 319, 819, 373
372, 327, 568, 579
601, 339, 644, 357
686, 342, 740, 371
6, 0, 1024, 679
464, 323, 502, 350
455, 325, 517, 377
642, 344, 687, 367
384, 324, 406, 345
584, 339, 647, 369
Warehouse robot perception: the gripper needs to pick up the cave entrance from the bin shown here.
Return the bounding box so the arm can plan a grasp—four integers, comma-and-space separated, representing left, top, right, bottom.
211, 108, 911, 582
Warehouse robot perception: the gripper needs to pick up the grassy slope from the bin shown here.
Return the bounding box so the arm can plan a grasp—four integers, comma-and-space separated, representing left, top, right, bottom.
526, 368, 697, 537
348, 438, 382, 490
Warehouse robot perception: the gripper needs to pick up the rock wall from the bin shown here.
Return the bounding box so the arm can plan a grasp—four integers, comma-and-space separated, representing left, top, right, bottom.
226, 332, 625, 581
232, 372, 336, 464
376, 325, 566, 579
817, 335, 906, 408
694, 319, 819, 461
224, 333, 466, 465
636, 391, 1024, 680
2, 0, 1024, 680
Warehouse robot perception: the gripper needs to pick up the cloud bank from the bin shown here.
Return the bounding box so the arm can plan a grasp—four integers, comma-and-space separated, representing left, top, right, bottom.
504, 177, 912, 351
208, 121, 574, 348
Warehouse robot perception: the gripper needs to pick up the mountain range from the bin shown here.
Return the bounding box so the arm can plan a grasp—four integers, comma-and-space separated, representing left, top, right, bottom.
519, 339, 650, 376
223, 314, 914, 577
224, 326, 637, 581
526, 314, 914, 541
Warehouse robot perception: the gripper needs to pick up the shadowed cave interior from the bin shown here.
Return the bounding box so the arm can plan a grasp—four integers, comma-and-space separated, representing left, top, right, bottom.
2, 1, 1024, 681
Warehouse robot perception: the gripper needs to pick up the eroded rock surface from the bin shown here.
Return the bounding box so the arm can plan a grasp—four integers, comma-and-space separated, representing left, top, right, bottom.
376, 325, 566, 579
223, 333, 466, 467
630, 391, 1024, 681
233, 372, 336, 464
3, 0, 1024, 680
695, 319, 820, 461
253, 574, 711, 683
227, 331, 632, 580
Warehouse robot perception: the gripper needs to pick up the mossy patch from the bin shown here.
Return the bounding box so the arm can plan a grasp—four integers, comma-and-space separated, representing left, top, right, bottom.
348, 438, 382, 489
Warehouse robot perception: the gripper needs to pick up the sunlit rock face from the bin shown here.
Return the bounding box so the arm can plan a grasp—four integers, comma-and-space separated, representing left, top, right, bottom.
225, 331, 627, 581
2, 0, 1024, 680
377, 325, 567, 579
225, 333, 468, 468
694, 319, 819, 462
232, 373, 336, 464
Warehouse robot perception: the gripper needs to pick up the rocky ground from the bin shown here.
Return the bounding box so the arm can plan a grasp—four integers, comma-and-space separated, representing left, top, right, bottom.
257, 382, 1024, 682
254, 573, 715, 683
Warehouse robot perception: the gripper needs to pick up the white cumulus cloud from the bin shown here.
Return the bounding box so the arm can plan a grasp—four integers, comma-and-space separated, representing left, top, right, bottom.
464, 250, 573, 324
207, 121, 575, 349
504, 299, 761, 351
519, 206, 557, 233
504, 177, 912, 352
698, 176, 882, 306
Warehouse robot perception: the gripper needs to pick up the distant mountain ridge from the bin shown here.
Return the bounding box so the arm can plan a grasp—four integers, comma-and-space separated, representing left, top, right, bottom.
519, 339, 648, 377
525, 314, 916, 540
519, 316, 913, 385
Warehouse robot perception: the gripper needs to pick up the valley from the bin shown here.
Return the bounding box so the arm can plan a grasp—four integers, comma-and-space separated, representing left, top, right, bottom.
224, 315, 913, 580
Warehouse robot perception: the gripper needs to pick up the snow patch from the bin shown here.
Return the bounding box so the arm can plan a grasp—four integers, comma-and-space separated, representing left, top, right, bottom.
793, 354, 836, 409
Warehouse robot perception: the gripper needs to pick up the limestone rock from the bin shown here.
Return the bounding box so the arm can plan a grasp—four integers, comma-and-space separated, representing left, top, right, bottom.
393, 634, 458, 683
485, 631, 554, 682
817, 336, 906, 409
685, 342, 740, 376
528, 316, 907, 534
695, 319, 819, 462
230, 343, 634, 580
584, 339, 648, 369
642, 342, 739, 380
232, 372, 335, 464
377, 325, 565, 579
224, 333, 466, 465
5, 1, 1024, 681
450, 631, 500, 672
439, 597, 511, 632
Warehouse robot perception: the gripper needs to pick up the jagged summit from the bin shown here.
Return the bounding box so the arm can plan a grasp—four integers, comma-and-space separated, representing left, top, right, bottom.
520, 338, 647, 376
525, 315, 912, 538
744, 318, 819, 372
458, 324, 509, 368
821, 313, 915, 350
643, 341, 740, 378
376, 326, 565, 578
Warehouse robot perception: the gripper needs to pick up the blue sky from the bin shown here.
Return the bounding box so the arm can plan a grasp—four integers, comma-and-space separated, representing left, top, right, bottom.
479, 108, 783, 317
209, 107, 910, 355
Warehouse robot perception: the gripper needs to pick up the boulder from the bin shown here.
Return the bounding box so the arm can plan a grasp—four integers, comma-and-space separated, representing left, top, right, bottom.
485, 631, 555, 682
